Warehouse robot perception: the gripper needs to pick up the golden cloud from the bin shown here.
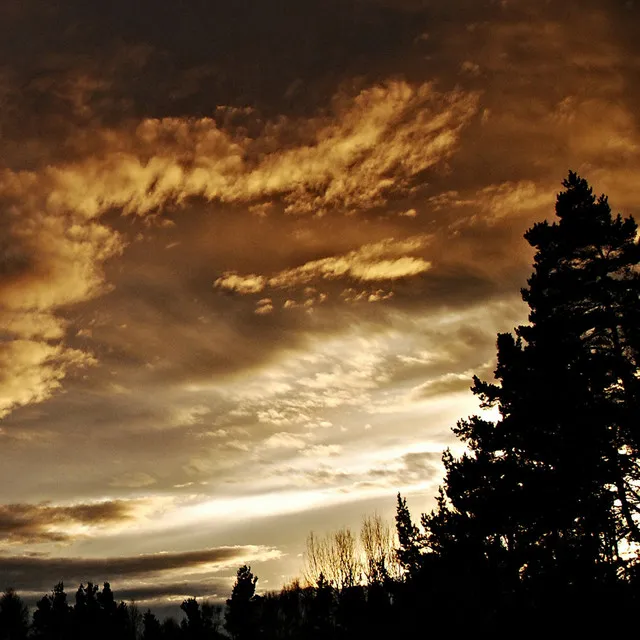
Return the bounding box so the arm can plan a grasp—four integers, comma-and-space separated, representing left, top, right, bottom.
9, 80, 476, 220
215, 273, 266, 295
0, 173, 124, 420
263, 432, 308, 450
0, 340, 95, 418
215, 235, 432, 297
245, 82, 479, 214
0, 79, 474, 420
301, 444, 342, 458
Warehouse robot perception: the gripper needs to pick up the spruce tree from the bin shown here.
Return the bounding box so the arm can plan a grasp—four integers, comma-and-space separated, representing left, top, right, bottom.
394, 493, 423, 579
225, 565, 259, 640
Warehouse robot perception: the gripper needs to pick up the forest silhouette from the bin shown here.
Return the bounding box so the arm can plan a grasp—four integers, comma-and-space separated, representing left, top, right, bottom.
2, 172, 639, 638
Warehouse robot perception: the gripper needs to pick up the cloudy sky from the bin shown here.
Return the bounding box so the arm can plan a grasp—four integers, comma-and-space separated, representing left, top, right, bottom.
1, 0, 639, 612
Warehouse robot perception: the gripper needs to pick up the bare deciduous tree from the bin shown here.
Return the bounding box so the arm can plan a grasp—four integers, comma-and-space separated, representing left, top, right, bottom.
304, 527, 362, 590
360, 513, 398, 585
304, 515, 399, 590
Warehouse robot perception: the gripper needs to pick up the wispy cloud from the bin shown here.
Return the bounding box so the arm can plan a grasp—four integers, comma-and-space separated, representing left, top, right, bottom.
215, 236, 432, 300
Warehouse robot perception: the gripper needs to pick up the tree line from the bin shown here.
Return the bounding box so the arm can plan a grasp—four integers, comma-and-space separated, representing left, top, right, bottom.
2, 172, 639, 637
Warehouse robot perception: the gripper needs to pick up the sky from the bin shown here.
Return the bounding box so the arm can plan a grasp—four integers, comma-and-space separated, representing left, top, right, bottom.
1, 0, 639, 614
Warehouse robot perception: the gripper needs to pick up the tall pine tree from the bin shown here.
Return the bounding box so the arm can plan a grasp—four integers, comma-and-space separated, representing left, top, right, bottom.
421, 172, 640, 591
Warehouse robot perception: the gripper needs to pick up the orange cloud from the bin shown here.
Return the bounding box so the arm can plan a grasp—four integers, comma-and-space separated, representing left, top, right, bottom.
9, 81, 476, 220
215, 235, 432, 297
0, 340, 95, 419
0, 80, 474, 420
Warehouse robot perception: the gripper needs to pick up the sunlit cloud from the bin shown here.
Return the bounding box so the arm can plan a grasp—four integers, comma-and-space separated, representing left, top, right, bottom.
3, 81, 476, 221
0, 341, 95, 418
0, 79, 472, 421
263, 432, 309, 450
301, 444, 342, 458
215, 235, 432, 300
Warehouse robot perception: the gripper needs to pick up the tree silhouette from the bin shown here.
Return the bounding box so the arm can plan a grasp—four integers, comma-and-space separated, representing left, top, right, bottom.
142, 610, 162, 640
160, 617, 181, 640
307, 574, 334, 639
180, 598, 204, 639
225, 565, 259, 640
420, 172, 640, 612
303, 528, 362, 591
360, 514, 396, 586
0, 589, 29, 640
32, 582, 71, 640
394, 493, 422, 579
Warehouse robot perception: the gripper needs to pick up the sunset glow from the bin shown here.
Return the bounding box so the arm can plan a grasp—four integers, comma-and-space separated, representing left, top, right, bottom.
1, 0, 639, 613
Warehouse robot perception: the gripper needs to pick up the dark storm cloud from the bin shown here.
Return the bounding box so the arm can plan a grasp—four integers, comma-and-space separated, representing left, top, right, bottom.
0, 501, 134, 544
2, 0, 637, 156
0, 0, 427, 142
0, 546, 274, 592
